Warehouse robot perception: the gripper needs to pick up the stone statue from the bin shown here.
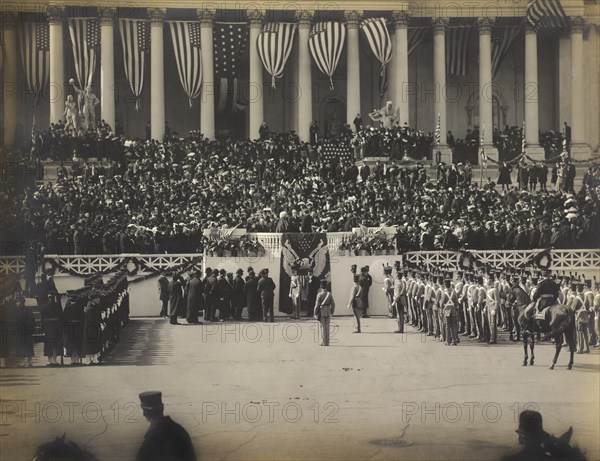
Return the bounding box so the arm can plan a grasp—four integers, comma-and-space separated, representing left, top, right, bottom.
69, 79, 100, 131
369, 100, 397, 129
63, 95, 78, 133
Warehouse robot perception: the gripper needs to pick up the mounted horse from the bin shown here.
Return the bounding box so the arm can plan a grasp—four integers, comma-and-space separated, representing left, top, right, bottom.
516, 301, 576, 370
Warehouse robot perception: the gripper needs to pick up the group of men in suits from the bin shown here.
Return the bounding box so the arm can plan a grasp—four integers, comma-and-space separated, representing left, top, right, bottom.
158, 267, 280, 324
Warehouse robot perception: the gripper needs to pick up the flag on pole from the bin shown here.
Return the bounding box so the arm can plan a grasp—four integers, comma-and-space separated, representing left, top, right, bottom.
167, 21, 203, 108
491, 25, 521, 78
19, 20, 50, 103
434, 113, 441, 147
214, 22, 248, 112
480, 123, 487, 165
68, 18, 99, 89
526, 0, 568, 31
360, 17, 392, 100
521, 121, 527, 155
119, 19, 150, 111
308, 21, 346, 90
446, 26, 471, 76
256, 22, 296, 89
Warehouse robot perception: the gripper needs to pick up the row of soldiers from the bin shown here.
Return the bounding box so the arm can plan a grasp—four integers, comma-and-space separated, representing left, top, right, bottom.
0, 273, 129, 368
382, 265, 599, 351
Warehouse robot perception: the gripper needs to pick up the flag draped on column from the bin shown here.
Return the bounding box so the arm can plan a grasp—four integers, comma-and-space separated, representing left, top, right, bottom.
68, 18, 99, 89
256, 22, 296, 89
446, 25, 471, 76
119, 19, 149, 111
526, 0, 568, 31
308, 21, 346, 90
167, 21, 203, 108
434, 112, 441, 147
360, 17, 392, 100
214, 22, 248, 113
19, 20, 50, 104
491, 25, 521, 78
408, 27, 428, 56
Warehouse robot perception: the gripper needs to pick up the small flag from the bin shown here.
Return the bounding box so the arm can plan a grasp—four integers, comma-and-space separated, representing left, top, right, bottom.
526, 0, 568, 32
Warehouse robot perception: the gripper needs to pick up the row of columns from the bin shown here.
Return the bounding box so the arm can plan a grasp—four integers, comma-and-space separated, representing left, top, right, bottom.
0, 8, 591, 153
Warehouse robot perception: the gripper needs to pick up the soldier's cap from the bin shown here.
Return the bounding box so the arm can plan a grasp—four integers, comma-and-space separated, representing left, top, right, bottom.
584, 279, 591, 288
139, 391, 164, 413
236, 269, 243, 275
516, 410, 545, 440
384, 266, 392, 274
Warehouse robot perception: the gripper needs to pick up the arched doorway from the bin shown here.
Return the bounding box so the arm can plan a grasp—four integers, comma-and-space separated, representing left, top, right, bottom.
319, 97, 347, 139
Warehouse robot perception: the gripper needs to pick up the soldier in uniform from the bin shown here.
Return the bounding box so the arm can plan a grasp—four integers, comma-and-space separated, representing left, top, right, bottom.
582, 279, 596, 347
454, 271, 465, 334
383, 266, 395, 318
473, 276, 486, 341
393, 269, 407, 333
442, 278, 459, 346
531, 269, 560, 315
572, 281, 589, 353
347, 275, 362, 333
314, 280, 335, 346
136, 391, 197, 461
485, 272, 501, 344
358, 266, 372, 318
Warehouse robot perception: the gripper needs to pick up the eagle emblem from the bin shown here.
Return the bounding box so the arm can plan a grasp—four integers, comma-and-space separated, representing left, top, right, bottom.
281, 238, 329, 278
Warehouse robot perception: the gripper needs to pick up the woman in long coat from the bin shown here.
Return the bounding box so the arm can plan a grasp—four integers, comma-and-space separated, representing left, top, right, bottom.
83, 293, 102, 365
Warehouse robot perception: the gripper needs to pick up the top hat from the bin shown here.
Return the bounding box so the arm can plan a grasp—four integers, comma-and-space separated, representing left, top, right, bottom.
139, 391, 164, 413
516, 410, 545, 440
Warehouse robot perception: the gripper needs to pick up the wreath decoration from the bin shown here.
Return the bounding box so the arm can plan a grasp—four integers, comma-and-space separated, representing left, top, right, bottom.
458, 250, 477, 271
532, 249, 553, 270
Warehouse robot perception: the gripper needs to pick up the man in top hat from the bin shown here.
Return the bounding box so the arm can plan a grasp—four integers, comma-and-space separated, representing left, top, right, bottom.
232, 269, 246, 321
185, 271, 203, 325
136, 391, 196, 461
203, 268, 219, 322
358, 266, 372, 318
157, 272, 170, 318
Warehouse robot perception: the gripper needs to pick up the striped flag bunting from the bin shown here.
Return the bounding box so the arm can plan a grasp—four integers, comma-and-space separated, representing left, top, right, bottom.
256, 22, 297, 89
445, 26, 471, 76
526, 0, 568, 31
119, 19, 149, 111
214, 22, 248, 113
480, 123, 487, 165
491, 25, 521, 78
309, 21, 346, 90
68, 18, 99, 89
408, 27, 428, 56
561, 124, 568, 156
434, 113, 441, 147
167, 21, 202, 108
360, 17, 392, 100
521, 121, 527, 155
19, 20, 49, 103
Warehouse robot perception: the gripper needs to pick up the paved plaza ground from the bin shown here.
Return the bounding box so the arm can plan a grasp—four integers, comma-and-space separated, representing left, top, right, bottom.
1, 316, 599, 461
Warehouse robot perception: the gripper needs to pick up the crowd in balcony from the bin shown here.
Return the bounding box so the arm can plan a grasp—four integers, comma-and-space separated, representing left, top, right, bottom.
2, 122, 599, 255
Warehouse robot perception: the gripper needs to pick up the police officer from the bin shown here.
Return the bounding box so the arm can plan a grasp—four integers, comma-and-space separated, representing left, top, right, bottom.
136, 391, 196, 461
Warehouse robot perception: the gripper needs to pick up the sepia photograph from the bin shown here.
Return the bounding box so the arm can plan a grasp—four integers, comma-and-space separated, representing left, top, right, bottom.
0, 0, 599, 459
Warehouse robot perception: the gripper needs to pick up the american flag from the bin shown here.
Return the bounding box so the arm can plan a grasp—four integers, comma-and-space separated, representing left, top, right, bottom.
434, 113, 441, 147
119, 19, 149, 111
491, 25, 520, 78
19, 20, 49, 103
256, 22, 296, 88
167, 21, 203, 107
360, 18, 392, 100
526, 0, 568, 31
68, 18, 99, 89
446, 25, 471, 76
309, 21, 346, 90
320, 142, 353, 163
214, 22, 248, 112
521, 121, 527, 155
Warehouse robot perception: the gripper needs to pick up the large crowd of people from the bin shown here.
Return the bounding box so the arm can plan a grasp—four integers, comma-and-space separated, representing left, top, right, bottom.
1, 120, 599, 255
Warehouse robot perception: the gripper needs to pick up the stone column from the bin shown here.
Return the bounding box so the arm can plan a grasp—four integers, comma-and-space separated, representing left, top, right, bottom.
248, 9, 263, 141
478, 18, 498, 161
48, 6, 65, 125
433, 18, 452, 162
524, 24, 544, 160
345, 10, 361, 131
198, 8, 215, 139
2, 12, 19, 147
297, 10, 313, 142
569, 16, 589, 159
99, 7, 116, 132
392, 11, 409, 126
148, 9, 165, 141
558, 30, 571, 129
